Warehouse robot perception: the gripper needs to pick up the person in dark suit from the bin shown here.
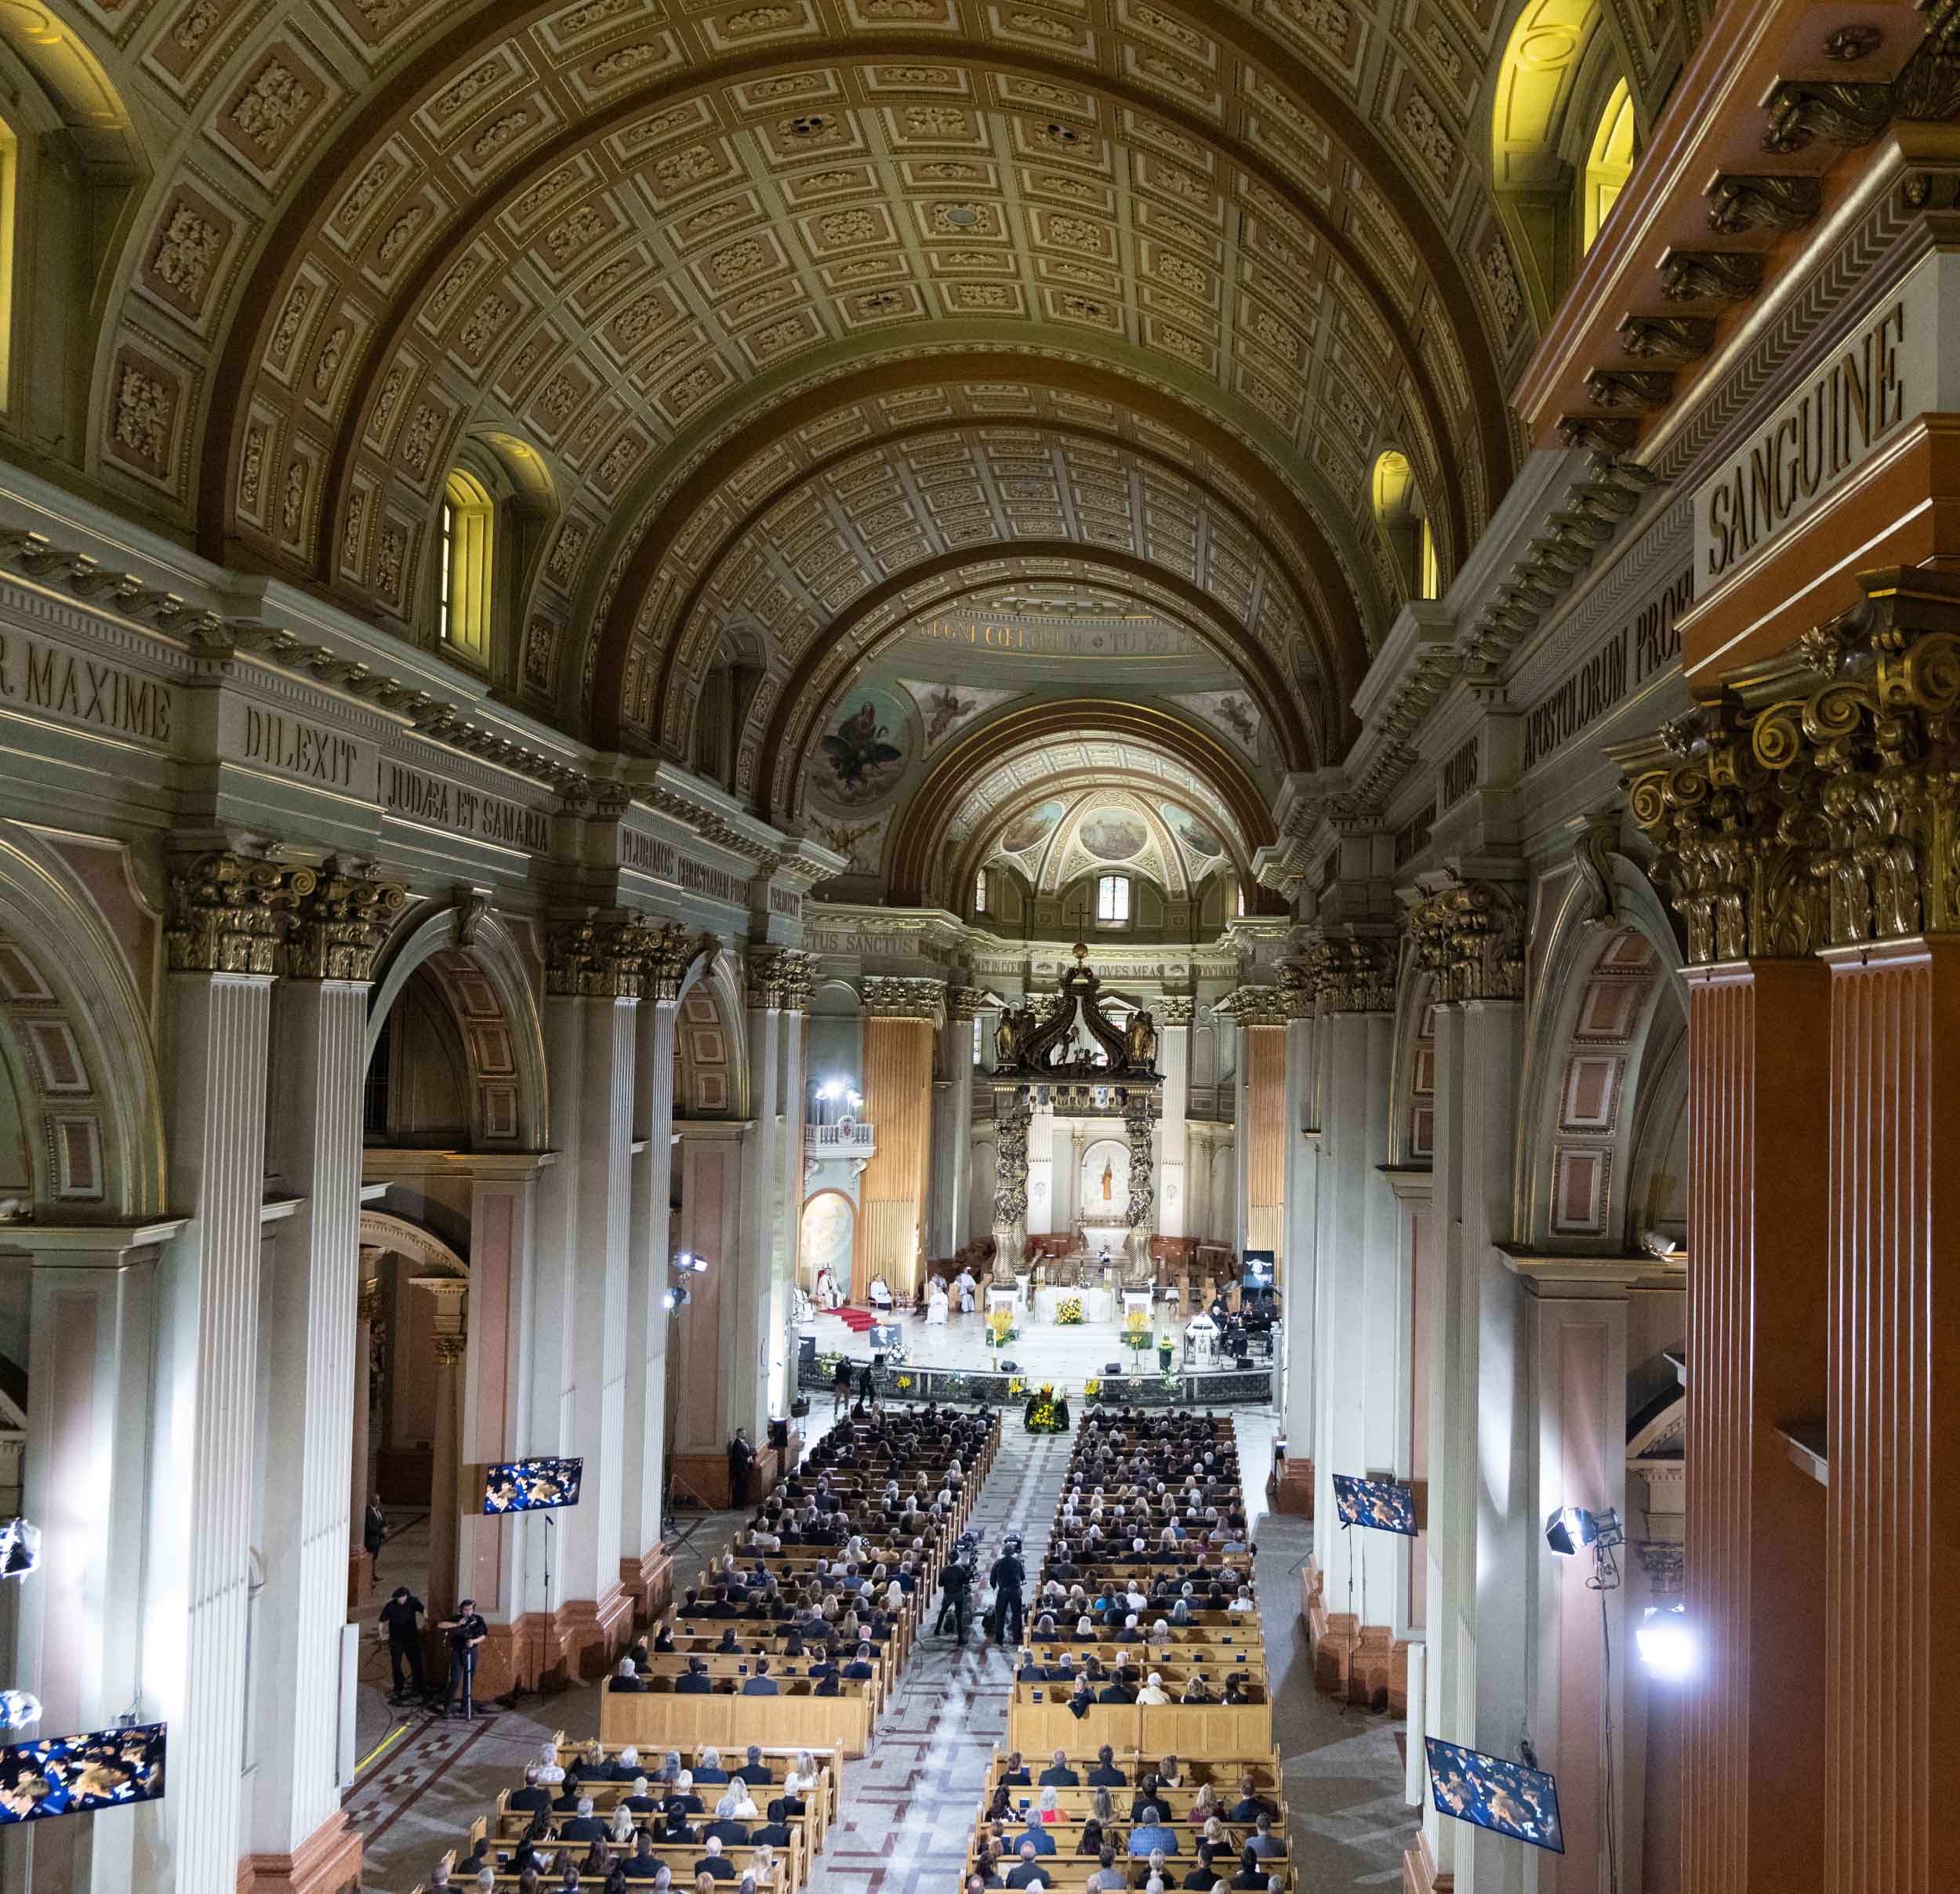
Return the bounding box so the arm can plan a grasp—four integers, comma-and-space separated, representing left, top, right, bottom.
364, 1495, 387, 1576
1098, 1674, 1137, 1704
508, 1765, 552, 1815
735, 1747, 773, 1787
751, 1801, 793, 1848
1000, 1751, 1033, 1786
1039, 1751, 1080, 1787
1004, 1841, 1046, 1889
1230, 1848, 1267, 1889
695, 1838, 738, 1881
559, 1797, 606, 1842
1181, 1844, 1221, 1888
677, 1657, 713, 1693
728, 1429, 756, 1510
377, 1587, 426, 1703
1087, 1747, 1126, 1787
1229, 1777, 1275, 1823
621, 1834, 662, 1882
842, 1642, 876, 1680
741, 1657, 779, 1695
612, 1658, 648, 1693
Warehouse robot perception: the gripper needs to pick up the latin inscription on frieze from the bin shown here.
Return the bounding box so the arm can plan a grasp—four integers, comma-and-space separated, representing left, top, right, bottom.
0, 632, 174, 742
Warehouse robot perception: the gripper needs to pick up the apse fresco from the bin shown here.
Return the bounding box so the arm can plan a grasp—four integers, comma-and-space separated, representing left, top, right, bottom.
1000, 800, 1065, 854
815, 688, 913, 807
1079, 812, 1148, 861
1164, 804, 1225, 859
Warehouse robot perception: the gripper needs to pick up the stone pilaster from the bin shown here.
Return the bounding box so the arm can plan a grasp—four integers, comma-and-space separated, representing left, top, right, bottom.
858, 976, 942, 1300
249, 866, 402, 1894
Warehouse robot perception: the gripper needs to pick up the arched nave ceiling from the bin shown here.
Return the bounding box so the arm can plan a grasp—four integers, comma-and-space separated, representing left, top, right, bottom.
56, 0, 1711, 782
883, 698, 1272, 903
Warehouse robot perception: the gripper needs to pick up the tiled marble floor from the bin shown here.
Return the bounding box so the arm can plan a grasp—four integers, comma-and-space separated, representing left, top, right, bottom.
350, 1409, 1417, 1892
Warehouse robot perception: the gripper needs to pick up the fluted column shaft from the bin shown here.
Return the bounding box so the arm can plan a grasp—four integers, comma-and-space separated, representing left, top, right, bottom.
1157, 1015, 1191, 1239
153, 970, 274, 1894
858, 994, 938, 1299
1279, 1010, 1318, 1461
622, 996, 679, 1592
250, 976, 371, 1871
1242, 1023, 1287, 1259
348, 1263, 382, 1606
734, 1001, 784, 1444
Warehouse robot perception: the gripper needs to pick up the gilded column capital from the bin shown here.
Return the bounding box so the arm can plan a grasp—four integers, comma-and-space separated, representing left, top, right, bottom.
1624, 690, 1825, 966
166, 851, 307, 974
1210, 983, 1290, 1027
547, 914, 677, 998
648, 926, 716, 1003
1160, 996, 1196, 1027
356, 1280, 384, 1326
746, 946, 819, 1012
861, 974, 946, 1025
1276, 960, 1317, 1019
1695, 564, 1960, 950
1405, 875, 1525, 1003
281, 864, 409, 981
947, 985, 988, 1021
433, 1331, 468, 1367
1304, 933, 1399, 1014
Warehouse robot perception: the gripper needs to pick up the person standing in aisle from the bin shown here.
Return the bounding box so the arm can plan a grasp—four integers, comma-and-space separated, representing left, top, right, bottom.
438, 1597, 488, 1718
377, 1585, 426, 1703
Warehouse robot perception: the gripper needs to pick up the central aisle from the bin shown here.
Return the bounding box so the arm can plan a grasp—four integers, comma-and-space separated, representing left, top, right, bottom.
799, 1418, 1071, 1894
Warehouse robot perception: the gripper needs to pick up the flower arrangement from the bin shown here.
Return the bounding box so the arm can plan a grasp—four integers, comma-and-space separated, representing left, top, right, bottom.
1056, 1295, 1084, 1325
1025, 1383, 1066, 1432
1009, 1377, 1025, 1398
1083, 1377, 1102, 1399
1123, 1308, 1152, 1352
897, 1374, 913, 1391
986, 1306, 1018, 1348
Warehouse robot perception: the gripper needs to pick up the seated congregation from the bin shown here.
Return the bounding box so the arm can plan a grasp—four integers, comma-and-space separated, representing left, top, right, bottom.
968, 1409, 1282, 1894
416, 1405, 996, 1887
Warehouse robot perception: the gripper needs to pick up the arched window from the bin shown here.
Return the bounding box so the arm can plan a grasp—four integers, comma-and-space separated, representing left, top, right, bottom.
1096, 875, 1130, 926
974, 867, 989, 916
439, 469, 494, 663
1584, 78, 1636, 252
1371, 450, 1439, 604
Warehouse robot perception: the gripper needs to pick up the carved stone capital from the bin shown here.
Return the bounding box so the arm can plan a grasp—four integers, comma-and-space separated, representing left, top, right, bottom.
1160, 996, 1196, 1027
746, 946, 818, 1013
947, 985, 988, 1021
546, 914, 677, 999
1304, 934, 1399, 1014
166, 852, 306, 975
1275, 960, 1316, 1019
649, 927, 714, 1003
861, 974, 946, 1024
433, 1331, 468, 1368
281, 864, 409, 981
1405, 876, 1525, 1003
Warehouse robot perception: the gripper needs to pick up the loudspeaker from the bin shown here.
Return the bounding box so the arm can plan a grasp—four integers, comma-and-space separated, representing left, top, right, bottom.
1000, 1358, 1019, 1372
1104, 1361, 1123, 1375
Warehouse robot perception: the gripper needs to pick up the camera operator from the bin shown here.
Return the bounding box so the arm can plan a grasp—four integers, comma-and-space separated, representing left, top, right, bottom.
437, 1597, 488, 1719
376, 1585, 427, 1704
936, 1551, 974, 1639
988, 1534, 1026, 1648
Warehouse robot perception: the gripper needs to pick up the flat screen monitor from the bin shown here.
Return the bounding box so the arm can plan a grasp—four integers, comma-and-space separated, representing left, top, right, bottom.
1425, 1737, 1564, 1854
1332, 1474, 1418, 1537
1240, 1250, 1275, 1288
868, 1323, 904, 1352
483, 1456, 583, 1514
0, 1722, 166, 1824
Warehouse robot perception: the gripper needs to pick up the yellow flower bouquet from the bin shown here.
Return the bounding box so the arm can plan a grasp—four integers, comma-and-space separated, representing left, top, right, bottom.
1057, 1295, 1083, 1325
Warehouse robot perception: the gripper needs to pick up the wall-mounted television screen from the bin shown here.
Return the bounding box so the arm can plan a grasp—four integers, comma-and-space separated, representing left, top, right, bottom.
1240, 1251, 1275, 1288
868, 1324, 904, 1352
483, 1456, 583, 1514
1425, 1737, 1564, 1853
1332, 1474, 1418, 1537
0, 1722, 166, 1823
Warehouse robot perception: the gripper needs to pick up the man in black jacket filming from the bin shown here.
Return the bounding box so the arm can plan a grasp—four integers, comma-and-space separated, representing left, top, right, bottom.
989, 1539, 1026, 1648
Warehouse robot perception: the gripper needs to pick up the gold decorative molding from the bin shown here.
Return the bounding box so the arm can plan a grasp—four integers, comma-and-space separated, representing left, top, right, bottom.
1405, 875, 1525, 1002
282, 864, 409, 981
1210, 983, 1291, 1027
433, 1331, 468, 1368
547, 914, 691, 1000
946, 985, 988, 1021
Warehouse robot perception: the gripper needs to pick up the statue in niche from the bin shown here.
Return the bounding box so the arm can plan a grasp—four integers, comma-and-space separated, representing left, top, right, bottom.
994, 1009, 1019, 1069
1101, 1160, 1114, 1203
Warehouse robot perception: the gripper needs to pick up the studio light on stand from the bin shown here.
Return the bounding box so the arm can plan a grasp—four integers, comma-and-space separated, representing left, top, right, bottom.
1635, 1602, 1697, 1682
1544, 1504, 1627, 1894
662, 1249, 710, 1312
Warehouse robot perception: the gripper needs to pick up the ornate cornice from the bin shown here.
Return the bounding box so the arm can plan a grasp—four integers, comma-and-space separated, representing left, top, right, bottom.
282, 864, 409, 981
861, 974, 946, 1025
166, 851, 305, 975
1303, 934, 1399, 1014
1405, 874, 1525, 1003
746, 946, 819, 1013
1628, 566, 1960, 961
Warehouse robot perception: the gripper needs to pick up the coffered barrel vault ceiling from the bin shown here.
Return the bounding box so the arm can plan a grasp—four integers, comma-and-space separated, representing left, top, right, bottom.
44, 0, 1698, 811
